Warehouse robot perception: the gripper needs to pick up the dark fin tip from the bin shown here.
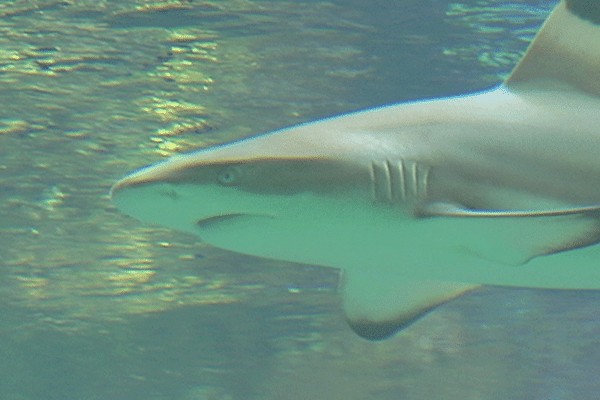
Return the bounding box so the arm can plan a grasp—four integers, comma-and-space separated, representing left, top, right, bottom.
345, 285, 481, 340
566, 0, 600, 25
347, 313, 426, 341
347, 320, 404, 341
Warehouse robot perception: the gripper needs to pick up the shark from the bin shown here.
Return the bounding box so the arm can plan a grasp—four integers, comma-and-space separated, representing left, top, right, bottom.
111, 0, 600, 341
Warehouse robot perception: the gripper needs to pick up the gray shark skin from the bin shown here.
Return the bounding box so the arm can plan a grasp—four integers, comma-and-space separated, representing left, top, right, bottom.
111, 0, 600, 341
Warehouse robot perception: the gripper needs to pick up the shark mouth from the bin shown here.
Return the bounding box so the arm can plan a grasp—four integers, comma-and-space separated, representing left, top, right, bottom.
196, 212, 276, 228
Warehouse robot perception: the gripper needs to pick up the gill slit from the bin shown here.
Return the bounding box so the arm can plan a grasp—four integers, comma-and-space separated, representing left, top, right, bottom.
371, 159, 429, 204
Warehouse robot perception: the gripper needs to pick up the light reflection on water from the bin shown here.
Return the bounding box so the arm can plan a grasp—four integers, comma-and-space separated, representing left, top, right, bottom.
2, 1, 598, 399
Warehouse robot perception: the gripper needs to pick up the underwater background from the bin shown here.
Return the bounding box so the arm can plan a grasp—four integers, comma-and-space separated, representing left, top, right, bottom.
1, 0, 599, 399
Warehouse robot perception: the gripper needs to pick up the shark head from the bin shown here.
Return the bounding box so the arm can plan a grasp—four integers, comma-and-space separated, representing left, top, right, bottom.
112, 0, 600, 340
110, 123, 438, 272
112, 149, 372, 261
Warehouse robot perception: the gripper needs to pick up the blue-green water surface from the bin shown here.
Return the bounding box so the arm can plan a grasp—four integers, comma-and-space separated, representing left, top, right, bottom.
2, 0, 599, 399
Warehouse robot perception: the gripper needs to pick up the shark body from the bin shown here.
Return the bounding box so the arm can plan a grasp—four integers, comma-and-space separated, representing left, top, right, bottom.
111, 1, 600, 340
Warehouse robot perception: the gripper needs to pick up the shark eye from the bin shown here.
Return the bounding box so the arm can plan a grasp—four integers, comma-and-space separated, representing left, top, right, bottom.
218, 166, 242, 185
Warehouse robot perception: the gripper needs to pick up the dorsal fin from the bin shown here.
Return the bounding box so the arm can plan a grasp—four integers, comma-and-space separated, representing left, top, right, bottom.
505, 0, 600, 95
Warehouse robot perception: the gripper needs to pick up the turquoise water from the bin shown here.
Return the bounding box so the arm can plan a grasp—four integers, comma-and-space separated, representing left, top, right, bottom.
3, 0, 600, 399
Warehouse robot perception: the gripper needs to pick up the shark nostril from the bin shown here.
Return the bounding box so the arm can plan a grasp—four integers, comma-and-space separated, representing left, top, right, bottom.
160, 188, 180, 200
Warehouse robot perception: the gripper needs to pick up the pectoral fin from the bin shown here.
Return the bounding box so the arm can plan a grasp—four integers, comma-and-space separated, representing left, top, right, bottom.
341, 269, 479, 341
420, 202, 600, 265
